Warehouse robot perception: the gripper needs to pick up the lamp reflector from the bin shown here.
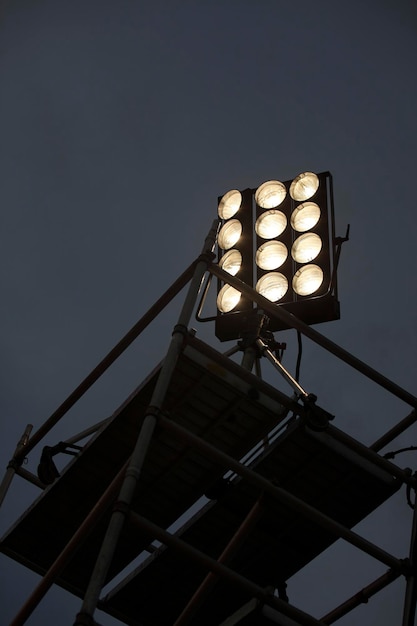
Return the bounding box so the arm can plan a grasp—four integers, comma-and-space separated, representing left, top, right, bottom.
256, 272, 288, 302
256, 241, 288, 270
290, 172, 319, 201
255, 180, 286, 209
218, 190, 242, 219
217, 284, 241, 313
292, 233, 322, 263
291, 202, 321, 232
218, 219, 242, 250
293, 264, 324, 296
219, 249, 242, 276
255, 210, 287, 239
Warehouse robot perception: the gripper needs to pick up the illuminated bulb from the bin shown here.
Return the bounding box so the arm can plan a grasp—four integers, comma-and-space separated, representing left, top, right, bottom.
256, 272, 288, 302
292, 233, 322, 263
293, 264, 324, 296
219, 249, 242, 275
255, 210, 287, 239
255, 180, 286, 209
291, 202, 321, 232
256, 241, 288, 270
217, 284, 241, 313
290, 172, 319, 201
218, 219, 242, 250
218, 190, 242, 219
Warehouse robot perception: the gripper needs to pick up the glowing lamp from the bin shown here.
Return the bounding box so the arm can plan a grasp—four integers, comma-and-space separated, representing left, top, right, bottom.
291, 233, 322, 263
255, 210, 287, 239
256, 272, 288, 302
218, 219, 242, 250
291, 202, 321, 232
256, 241, 288, 270
255, 180, 286, 209
219, 249, 242, 276
218, 189, 242, 219
290, 172, 319, 201
293, 264, 324, 296
217, 284, 242, 313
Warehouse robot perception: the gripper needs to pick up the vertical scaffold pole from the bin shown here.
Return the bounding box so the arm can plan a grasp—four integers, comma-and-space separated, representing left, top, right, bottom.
403, 476, 417, 626
73, 221, 219, 626
0, 424, 32, 509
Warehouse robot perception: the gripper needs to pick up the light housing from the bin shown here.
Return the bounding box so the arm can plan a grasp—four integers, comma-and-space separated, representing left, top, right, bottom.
215, 171, 339, 341
215, 188, 254, 322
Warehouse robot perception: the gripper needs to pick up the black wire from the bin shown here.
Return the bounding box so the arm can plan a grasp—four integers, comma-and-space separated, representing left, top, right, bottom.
383, 445, 417, 460
383, 446, 417, 509
295, 330, 302, 382
406, 483, 414, 509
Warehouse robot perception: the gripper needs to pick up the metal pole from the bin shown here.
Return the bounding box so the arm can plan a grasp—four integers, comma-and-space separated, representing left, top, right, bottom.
256, 337, 309, 399
14, 261, 197, 466
188, 334, 304, 417
241, 345, 257, 372
403, 479, 417, 626
173, 498, 263, 625
371, 410, 417, 453
74, 221, 219, 625
210, 264, 417, 409
129, 512, 328, 626
0, 424, 32, 509
9, 461, 128, 626
64, 417, 111, 446
321, 568, 400, 624
159, 415, 405, 572
325, 426, 415, 486
15, 466, 45, 490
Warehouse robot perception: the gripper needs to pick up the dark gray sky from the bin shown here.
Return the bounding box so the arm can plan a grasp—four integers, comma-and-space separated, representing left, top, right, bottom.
0, 1, 416, 624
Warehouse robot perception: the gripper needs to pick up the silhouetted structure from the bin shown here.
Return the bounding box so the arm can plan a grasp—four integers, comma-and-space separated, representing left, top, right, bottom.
1, 221, 416, 626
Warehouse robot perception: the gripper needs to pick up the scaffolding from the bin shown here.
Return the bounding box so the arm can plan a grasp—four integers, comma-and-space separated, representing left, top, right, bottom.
1, 222, 417, 625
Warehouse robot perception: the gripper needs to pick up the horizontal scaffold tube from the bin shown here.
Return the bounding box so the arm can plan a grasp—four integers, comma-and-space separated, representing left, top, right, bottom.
210, 263, 417, 409
128, 512, 329, 626
159, 415, 405, 573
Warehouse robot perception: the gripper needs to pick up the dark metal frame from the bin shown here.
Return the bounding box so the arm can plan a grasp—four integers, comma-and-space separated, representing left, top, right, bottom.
1, 221, 416, 626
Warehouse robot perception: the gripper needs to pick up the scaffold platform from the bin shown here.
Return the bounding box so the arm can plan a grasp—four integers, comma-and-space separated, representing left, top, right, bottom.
0, 335, 294, 598
99, 412, 400, 625
0, 335, 402, 625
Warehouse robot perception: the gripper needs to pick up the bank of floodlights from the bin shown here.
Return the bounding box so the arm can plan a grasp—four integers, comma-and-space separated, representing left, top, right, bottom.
215, 171, 341, 341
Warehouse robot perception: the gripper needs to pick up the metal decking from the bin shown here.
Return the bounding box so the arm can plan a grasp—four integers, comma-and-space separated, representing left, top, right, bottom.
0, 335, 293, 600
0, 334, 405, 625
99, 418, 400, 625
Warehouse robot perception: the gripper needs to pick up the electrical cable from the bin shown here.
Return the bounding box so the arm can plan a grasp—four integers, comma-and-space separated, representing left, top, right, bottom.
383, 445, 417, 460
383, 446, 417, 509
295, 330, 302, 383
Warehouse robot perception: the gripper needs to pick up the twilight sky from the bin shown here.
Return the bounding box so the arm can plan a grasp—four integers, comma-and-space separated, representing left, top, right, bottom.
0, 1, 416, 624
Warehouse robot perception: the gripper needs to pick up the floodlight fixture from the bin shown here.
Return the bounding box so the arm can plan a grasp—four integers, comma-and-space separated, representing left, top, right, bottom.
214, 171, 341, 341
255, 180, 287, 209
255, 241, 288, 271
219, 249, 242, 275
255, 210, 287, 239
217, 189, 242, 219
217, 284, 242, 313
289, 171, 319, 201
256, 272, 289, 302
